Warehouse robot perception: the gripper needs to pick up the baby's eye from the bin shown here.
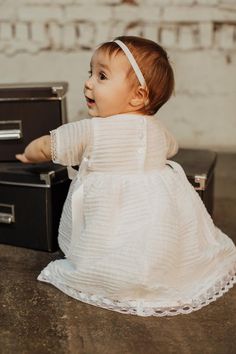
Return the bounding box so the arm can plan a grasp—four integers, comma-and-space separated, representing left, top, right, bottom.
99, 71, 107, 80
88, 70, 92, 77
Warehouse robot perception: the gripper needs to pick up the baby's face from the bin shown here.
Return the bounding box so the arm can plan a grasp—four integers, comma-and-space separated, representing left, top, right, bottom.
84, 50, 137, 118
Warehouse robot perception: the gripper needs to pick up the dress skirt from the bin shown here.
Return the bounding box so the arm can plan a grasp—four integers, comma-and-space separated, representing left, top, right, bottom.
38, 160, 236, 317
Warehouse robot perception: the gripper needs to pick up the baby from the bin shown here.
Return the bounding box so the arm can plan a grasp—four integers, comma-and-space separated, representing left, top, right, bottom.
16, 36, 236, 317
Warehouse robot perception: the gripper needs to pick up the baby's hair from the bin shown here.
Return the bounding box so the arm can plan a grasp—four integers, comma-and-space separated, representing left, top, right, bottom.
97, 36, 175, 115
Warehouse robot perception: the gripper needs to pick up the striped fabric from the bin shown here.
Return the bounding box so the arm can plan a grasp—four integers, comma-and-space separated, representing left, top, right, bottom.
38, 113, 236, 317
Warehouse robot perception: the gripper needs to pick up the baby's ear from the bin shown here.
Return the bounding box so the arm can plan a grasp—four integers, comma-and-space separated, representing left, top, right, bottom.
130, 86, 149, 108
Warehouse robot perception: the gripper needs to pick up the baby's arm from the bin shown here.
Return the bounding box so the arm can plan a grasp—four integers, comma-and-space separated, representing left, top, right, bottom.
15, 135, 51, 163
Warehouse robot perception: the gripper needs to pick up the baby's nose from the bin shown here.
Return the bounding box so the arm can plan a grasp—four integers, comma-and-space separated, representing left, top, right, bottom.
84, 77, 93, 90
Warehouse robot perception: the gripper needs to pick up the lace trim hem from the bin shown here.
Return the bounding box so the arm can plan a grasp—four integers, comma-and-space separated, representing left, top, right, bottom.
38, 261, 236, 317
50, 130, 57, 162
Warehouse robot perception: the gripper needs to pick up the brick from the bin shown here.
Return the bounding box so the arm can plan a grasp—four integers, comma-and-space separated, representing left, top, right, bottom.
214, 7, 236, 22
113, 5, 140, 21
219, 3, 236, 11
142, 6, 163, 21
31, 22, 50, 49
28, 42, 42, 54
0, 22, 13, 40
199, 22, 213, 48
14, 41, 40, 55
18, 6, 64, 22
172, 0, 195, 4
53, 0, 74, 3
0, 5, 15, 20
217, 24, 235, 49
21, 0, 60, 4
48, 22, 62, 49
163, 6, 236, 22
65, 5, 111, 21
74, 0, 120, 3
142, 24, 158, 42
125, 22, 143, 37
62, 23, 77, 50
178, 25, 197, 49
113, 5, 161, 21
222, 0, 236, 2
196, 0, 219, 4
109, 21, 127, 39
145, 0, 171, 4
77, 22, 95, 48
161, 26, 177, 48
15, 22, 29, 41
94, 23, 111, 46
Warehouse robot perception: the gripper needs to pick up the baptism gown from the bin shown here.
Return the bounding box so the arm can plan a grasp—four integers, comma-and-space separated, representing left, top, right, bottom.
38, 113, 236, 317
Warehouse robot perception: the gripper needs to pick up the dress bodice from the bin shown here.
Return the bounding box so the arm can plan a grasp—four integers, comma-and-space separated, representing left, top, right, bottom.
51, 114, 178, 174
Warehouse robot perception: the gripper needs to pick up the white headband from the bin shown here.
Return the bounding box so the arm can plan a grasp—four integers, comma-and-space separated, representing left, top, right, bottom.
113, 39, 146, 87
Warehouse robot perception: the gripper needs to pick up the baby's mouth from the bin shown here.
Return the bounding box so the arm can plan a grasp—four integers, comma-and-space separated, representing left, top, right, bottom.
85, 96, 95, 104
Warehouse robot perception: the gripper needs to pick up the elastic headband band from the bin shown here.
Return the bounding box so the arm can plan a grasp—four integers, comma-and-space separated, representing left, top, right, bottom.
113, 39, 146, 87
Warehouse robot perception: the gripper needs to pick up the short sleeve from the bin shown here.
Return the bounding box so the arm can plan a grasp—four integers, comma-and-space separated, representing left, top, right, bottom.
165, 129, 179, 159
158, 119, 179, 159
50, 119, 92, 166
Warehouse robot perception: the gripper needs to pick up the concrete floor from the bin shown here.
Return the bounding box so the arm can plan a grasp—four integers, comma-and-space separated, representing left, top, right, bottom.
0, 152, 236, 354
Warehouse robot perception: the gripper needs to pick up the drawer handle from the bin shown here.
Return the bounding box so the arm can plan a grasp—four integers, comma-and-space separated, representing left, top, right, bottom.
0, 203, 15, 224
0, 120, 23, 140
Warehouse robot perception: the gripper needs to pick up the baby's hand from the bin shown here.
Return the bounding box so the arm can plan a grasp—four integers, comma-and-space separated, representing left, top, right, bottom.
15, 135, 51, 164
15, 153, 34, 163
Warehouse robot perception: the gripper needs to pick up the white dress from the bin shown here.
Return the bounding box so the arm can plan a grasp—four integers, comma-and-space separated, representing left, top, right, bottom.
38, 113, 236, 317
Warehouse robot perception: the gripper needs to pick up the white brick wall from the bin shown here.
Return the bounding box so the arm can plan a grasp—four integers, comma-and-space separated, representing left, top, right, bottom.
0, 0, 236, 151
65, 5, 112, 21
18, 6, 64, 22
1, 1, 235, 53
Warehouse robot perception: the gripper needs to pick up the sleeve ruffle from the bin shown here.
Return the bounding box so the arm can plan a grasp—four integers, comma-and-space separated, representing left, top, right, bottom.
49, 119, 91, 166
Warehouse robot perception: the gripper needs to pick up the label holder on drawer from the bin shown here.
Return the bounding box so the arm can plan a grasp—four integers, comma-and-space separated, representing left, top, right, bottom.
0, 203, 15, 224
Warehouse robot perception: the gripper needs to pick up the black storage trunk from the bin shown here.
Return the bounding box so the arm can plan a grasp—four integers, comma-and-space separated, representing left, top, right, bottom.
0, 149, 216, 252
0, 162, 70, 251
0, 82, 68, 161
173, 148, 217, 216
